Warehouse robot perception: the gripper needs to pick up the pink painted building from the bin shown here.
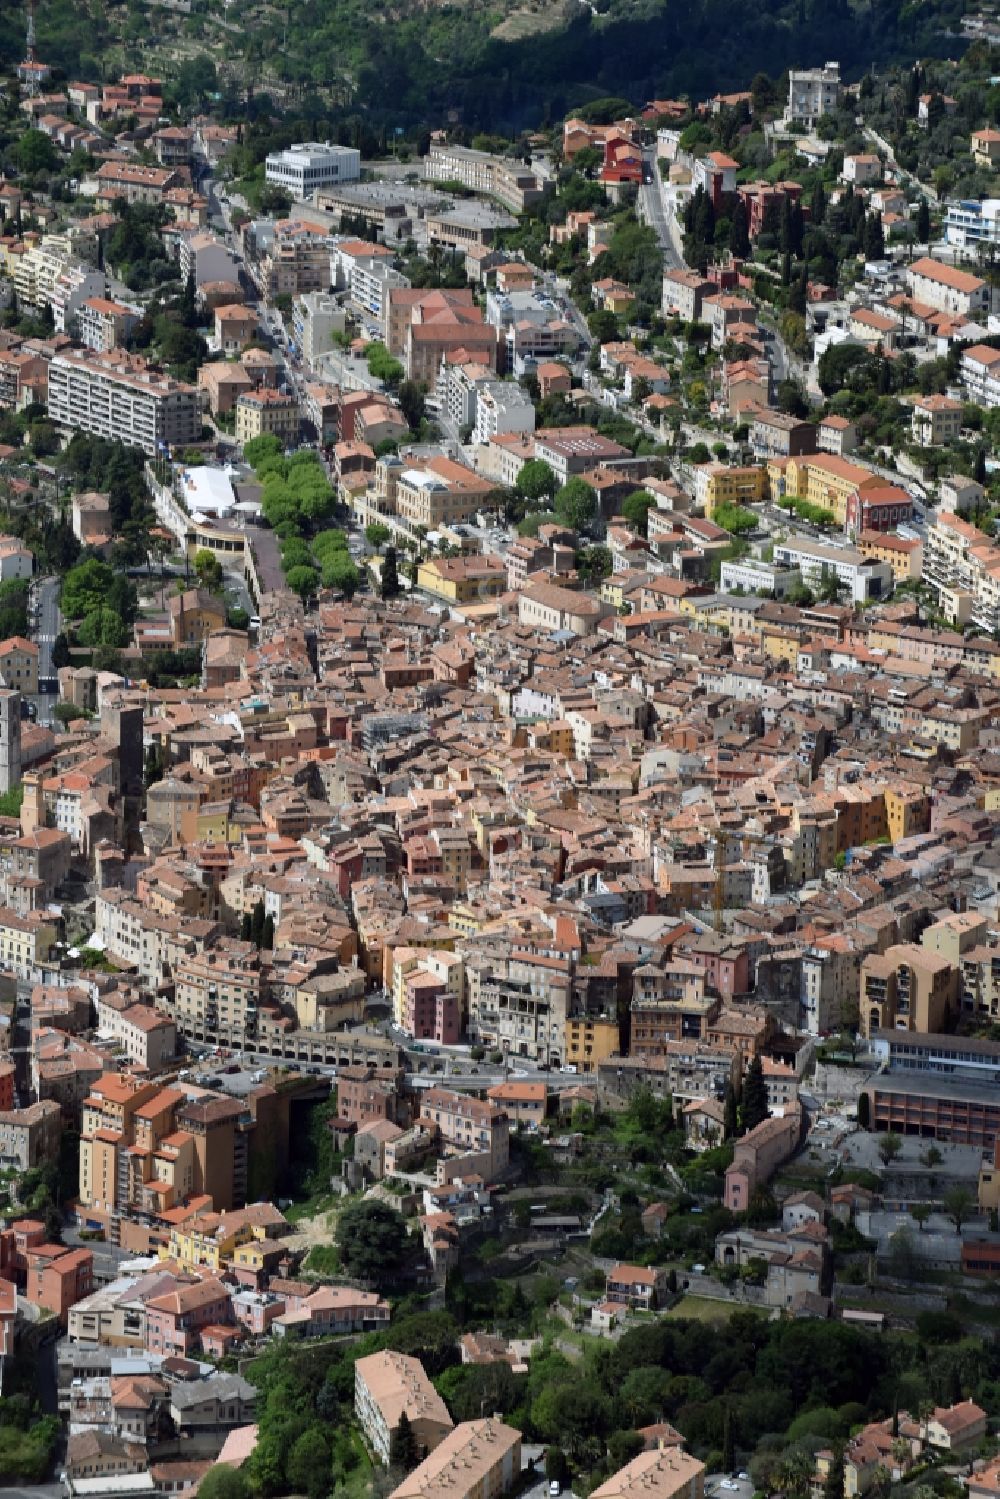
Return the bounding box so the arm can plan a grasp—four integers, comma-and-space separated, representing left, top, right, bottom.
404, 971, 461, 1046
724, 1103, 804, 1213
145, 1276, 233, 1355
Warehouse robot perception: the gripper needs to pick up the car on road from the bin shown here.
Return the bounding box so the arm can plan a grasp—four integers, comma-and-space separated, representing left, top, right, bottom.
549, 1484, 562, 1497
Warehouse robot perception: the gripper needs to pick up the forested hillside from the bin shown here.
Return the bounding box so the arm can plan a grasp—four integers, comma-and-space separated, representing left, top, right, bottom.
0, 0, 973, 131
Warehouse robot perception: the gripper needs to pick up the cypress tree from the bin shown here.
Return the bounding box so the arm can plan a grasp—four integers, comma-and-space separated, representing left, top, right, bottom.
741, 1055, 770, 1134
380, 545, 400, 600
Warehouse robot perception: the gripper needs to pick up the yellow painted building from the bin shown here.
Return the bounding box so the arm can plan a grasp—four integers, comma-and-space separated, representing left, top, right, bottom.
884, 784, 931, 842
857, 531, 923, 582
565, 1016, 620, 1073
448, 905, 485, 938
235, 388, 300, 444
416, 556, 506, 603
762, 628, 801, 666
783, 453, 872, 526
697, 463, 768, 518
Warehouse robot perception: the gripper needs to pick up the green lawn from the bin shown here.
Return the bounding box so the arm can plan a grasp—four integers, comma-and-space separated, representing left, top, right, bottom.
665, 1295, 751, 1323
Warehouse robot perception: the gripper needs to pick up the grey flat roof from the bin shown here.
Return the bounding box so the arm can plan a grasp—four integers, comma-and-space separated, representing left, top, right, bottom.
868, 1071, 1000, 1104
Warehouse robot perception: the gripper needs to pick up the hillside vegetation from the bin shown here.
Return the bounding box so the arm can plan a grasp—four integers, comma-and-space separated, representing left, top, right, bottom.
0, 0, 972, 133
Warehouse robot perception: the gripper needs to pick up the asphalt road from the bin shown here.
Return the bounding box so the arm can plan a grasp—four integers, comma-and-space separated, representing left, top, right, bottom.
640, 149, 685, 270
35, 575, 60, 676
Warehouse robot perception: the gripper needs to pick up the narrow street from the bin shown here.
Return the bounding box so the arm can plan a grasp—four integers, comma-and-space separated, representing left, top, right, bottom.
640, 148, 685, 270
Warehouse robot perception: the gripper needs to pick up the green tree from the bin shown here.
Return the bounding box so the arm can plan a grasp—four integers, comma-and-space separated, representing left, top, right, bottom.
389, 1411, 418, 1472
576, 544, 613, 582
620, 489, 656, 536
911, 1203, 932, 1233
285, 1426, 331, 1499
588, 308, 619, 343
878, 1132, 903, 1167
729, 199, 750, 259
723, 1079, 739, 1139
194, 548, 223, 591
243, 434, 284, 469
285, 565, 319, 601
321, 553, 360, 597
16, 130, 58, 175
336, 1200, 408, 1288
398, 381, 425, 431
62, 559, 115, 620
916, 199, 930, 243
365, 523, 391, 549
943, 1185, 973, 1232
195, 1469, 250, 1499
545, 1448, 568, 1484
554, 477, 598, 532
380, 545, 401, 600
741, 1056, 769, 1135
77, 607, 128, 649
722, 1405, 735, 1473
515, 459, 558, 504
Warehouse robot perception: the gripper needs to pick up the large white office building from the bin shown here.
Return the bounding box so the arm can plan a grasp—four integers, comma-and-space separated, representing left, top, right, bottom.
265, 142, 361, 199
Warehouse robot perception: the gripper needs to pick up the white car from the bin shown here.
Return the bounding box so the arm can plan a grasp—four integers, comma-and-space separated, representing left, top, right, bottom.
549, 1484, 562, 1498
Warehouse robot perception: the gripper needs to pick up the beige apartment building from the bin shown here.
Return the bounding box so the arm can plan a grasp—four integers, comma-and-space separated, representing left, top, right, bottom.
0, 636, 38, 695
418, 1087, 509, 1179
912, 394, 962, 446
235, 388, 300, 446
591, 1446, 705, 1499
0, 905, 57, 979
381, 455, 493, 529
354, 1351, 454, 1466
173, 944, 262, 1048
0, 1099, 61, 1171
423, 144, 542, 213
47, 350, 199, 457
388, 1418, 521, 1499
860, 943, 960, 1038
924, 511, 1000, 633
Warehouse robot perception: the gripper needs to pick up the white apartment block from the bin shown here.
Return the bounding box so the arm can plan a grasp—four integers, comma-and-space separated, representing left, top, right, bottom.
178, 231, 238, 288
423, 143, 543, 213
785, 62, 841, 124
47, 350, 200, 457
348, 259, 409, 332
906, 256, 991, 318
265, 142, 360, 198
77, 297, 140, 353
962, 344, 1000, 408
51, 264, 108, 333
924, 511, 1000, 634
292, 292, 347, 368
772, 535, 892, 604
437, 359, 485, 430
945, 199, 1000, 249
719, 557, 800, 599
14, 237, 104, 321
474, 381, 536, 444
